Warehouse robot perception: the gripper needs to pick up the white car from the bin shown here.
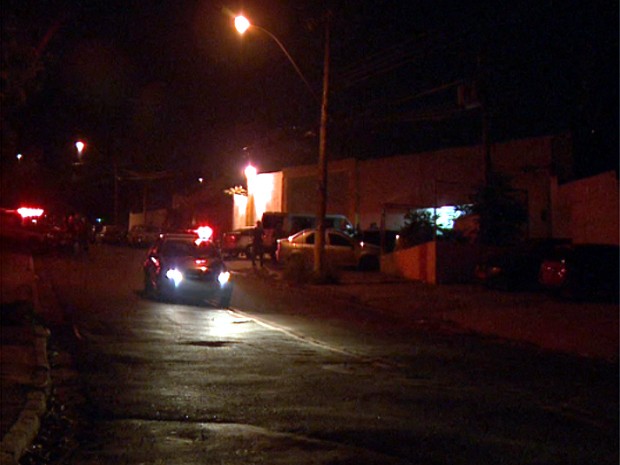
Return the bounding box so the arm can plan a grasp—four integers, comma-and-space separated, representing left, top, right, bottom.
276, 228, 380, 270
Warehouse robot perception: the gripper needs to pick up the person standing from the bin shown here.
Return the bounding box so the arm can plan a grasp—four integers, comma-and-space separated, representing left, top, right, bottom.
251, 220, 264, 267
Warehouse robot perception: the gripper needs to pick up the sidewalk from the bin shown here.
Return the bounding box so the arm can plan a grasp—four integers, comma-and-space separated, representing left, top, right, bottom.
0, 245, 50, 465
229, 260, 619, 361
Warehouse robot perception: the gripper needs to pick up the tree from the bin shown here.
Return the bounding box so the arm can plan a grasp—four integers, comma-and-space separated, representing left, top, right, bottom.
399, 209, 437, 249
469, 173, 528, 246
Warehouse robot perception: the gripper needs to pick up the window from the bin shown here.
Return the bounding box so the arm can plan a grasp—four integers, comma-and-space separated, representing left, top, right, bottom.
329, 233, 352, 247
162, 241, 194, 257
195, 241, 218, 258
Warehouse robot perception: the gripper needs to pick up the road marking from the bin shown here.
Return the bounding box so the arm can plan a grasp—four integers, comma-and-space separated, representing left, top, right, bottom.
227, 306, 407, 370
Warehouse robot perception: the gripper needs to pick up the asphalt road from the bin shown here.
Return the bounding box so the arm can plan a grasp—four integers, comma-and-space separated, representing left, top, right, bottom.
32, 245, 618, 464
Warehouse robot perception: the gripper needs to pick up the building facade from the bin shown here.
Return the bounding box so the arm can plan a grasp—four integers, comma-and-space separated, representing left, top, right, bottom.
244, 134, 573, 239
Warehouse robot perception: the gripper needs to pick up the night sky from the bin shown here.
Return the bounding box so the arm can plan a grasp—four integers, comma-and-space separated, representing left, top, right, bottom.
2, 0, 617, 216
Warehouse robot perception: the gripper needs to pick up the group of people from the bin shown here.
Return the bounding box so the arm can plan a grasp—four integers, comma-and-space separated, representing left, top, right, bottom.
250, 219, 286, 267
66, 212, 91, 253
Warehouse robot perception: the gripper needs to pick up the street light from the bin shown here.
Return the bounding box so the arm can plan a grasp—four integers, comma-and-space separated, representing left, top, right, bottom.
75, 141, 85, 162
73, 140, 86, 167
234, 15, 318, 101
73, 139, 121, 225
234, 13, 331, 276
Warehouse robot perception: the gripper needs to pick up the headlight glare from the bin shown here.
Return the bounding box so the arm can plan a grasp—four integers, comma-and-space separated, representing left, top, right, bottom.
165, 268, 183, 287
218, 271, 231, 285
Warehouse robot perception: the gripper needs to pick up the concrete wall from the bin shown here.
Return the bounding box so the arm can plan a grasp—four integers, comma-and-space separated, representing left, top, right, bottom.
229, 134, 568, 239
280, 135, 567, 235
552, 171, 619, 245
381, 241, 481, 284
359, 146, 482, 230
282, 159, 357, 220
381, 241, 437, 283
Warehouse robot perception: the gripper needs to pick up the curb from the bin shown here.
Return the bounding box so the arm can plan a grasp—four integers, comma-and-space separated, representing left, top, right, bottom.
0, 256, 51, 465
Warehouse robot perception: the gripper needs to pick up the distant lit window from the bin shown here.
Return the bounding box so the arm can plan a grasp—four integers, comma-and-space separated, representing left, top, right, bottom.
423, 206, 469, 229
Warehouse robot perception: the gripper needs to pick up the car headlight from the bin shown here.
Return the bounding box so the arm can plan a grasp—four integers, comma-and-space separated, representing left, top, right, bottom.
218, 271, 231, 285
165, 268, 183, 287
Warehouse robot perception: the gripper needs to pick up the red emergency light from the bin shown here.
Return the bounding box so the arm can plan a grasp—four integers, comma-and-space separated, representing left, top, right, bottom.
17, 207, 44, 218
194, 225, 213, 241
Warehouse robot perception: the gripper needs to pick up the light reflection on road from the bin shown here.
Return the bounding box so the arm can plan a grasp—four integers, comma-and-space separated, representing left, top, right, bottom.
203, 311, 255, 339
157, 303, 256, 340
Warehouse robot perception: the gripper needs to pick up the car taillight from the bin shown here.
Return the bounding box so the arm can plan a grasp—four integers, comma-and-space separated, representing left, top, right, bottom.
194, 259, 209, 272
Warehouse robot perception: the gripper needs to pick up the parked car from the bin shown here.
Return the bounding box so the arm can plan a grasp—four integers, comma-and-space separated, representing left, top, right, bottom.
538, 243, 619, 301
127, 224, 162, 247
262, 212, 355, 259
221, 227, 255, 258
276, 228, 380, 271
143, 233, 233, 307
475, 238, 571, 290
96, 225, 127, 245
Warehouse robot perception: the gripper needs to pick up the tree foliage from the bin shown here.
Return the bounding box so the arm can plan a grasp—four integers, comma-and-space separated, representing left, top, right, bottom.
469, 173, 528, 246
399, 209, 437, 249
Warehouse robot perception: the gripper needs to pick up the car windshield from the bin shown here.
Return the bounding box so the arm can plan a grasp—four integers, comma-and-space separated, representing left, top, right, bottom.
161, 239, 218, 258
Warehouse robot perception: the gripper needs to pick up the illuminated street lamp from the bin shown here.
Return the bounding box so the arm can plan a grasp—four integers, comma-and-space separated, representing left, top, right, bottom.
75, 140, 85, 160
234, 15, 250, 34
73, 139, 121, 225
234, 13, 331, 276
234, 15, 317, 100
244, 163, 257, 179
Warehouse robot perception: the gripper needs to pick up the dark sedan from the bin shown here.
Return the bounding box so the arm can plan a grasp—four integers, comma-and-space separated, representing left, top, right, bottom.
475, 239, 571, 291
143, 233, 233, 307
538, 243, 619, 301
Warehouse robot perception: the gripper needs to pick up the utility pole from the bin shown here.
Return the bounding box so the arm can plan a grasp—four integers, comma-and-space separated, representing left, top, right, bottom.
314, 10, 331, 277
113, 163, 119, 225
476, 54, 492, 186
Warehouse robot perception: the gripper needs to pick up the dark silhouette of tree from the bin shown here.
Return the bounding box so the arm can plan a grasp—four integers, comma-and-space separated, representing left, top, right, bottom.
469, 173, 528, 246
